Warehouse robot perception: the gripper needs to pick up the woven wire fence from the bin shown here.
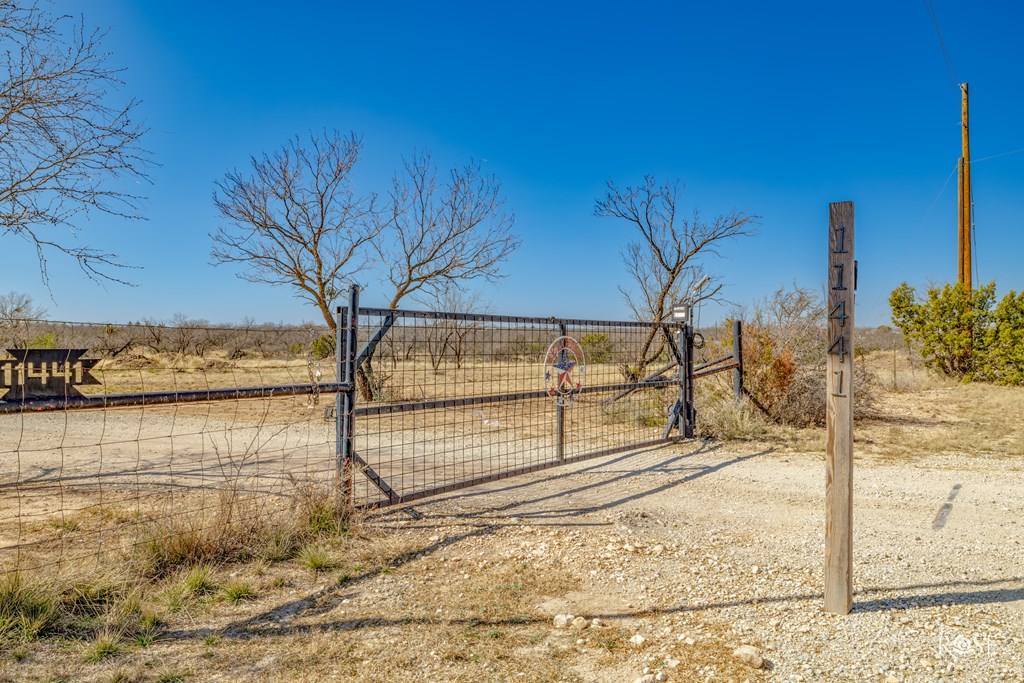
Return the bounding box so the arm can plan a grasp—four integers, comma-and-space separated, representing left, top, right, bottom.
347, 307, 684, 506
1, 302, 697, 575
0, 318, 338, 576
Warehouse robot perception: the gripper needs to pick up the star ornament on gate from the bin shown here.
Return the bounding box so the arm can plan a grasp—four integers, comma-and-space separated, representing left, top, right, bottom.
552, 356, 578, 392
543, 336, 586, 406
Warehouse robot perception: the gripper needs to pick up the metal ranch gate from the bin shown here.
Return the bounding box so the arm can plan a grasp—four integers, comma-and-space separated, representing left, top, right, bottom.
335, 286, 742, 507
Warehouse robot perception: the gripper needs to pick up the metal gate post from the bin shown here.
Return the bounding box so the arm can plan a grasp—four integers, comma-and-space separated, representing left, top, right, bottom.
733, 319, 744, 402
675, 324, 685, 437
685, 313, 696, 437
335, 305, 344, 488
678, 313, 696, 438
340, 285, 360, 503
556, 321, 567, 461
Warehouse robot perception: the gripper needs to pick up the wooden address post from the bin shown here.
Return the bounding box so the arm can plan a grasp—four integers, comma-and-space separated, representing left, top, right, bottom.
826, 201, 854, 615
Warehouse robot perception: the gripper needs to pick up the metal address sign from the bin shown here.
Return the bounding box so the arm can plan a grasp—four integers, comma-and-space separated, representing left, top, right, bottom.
0, 349, 100, 401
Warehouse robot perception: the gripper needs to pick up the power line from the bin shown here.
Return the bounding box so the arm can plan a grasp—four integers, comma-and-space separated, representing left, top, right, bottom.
915, 162, 958, 234
921, 0, 959, 88
971, 147, 1024, 164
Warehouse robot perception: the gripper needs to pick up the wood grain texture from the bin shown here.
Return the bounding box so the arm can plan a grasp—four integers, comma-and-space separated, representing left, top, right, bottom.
825, 201, 854, 615
961, 83, 972, 292
958, 157, 965, 284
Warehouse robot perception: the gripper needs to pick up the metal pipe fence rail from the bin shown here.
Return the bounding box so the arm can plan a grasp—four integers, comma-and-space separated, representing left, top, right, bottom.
0, 382, 351, 414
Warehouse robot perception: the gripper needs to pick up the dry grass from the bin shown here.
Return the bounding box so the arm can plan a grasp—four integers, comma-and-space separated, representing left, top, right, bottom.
0, 479, 376, 678
697, 398, 769, 441
130, 479, 358, 578
5, 340, 1022, 680
857, 381, 1024, 461
689, 347, 1024, 463
0, 512, 771, 682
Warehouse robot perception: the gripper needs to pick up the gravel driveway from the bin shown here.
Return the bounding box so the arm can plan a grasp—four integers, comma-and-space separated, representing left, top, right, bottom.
378, 439, 1024, 682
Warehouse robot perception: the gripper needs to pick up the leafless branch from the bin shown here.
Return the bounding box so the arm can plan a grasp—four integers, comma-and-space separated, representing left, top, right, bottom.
211, 130, 380, 330
378, 152, 519, 309
417, 284, 488, 370
0, 1, 150, 283
595, 176, 758, 367
0, 289, 45, 345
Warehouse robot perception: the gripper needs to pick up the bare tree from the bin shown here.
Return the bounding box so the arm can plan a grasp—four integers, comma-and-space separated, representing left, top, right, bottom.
168, 313, 198, 356
0, 290, 45, 346
211, 131, 380, 330
423, 318, 453, 374
92, 323, 136, 358
595, 177, 757, 370
377, 152, 519, 309
417, 284, 486, 370
0, 1, 149, 282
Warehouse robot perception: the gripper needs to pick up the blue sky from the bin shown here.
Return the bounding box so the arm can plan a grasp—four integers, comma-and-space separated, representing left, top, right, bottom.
8, 1, 1024, 326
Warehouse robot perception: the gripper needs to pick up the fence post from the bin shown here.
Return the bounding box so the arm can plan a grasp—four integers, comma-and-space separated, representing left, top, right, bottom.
825, 201, 855, 615
676, 323, 685, 436
733, 319, 744, 402
684, 314, 695, 437
340, 285, 360, 504
556, 321, 566, 461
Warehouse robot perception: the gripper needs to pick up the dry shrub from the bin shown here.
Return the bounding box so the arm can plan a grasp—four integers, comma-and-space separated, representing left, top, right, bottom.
699, 285, 876, 431
698, 398, 768, 440
133, 479, 359, 577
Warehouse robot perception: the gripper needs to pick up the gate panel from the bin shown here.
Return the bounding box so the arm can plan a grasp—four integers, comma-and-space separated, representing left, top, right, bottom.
346, 306, 682, 506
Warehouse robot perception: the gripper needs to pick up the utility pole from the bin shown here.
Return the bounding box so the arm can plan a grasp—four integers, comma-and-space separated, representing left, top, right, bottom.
958, 82, 972, 292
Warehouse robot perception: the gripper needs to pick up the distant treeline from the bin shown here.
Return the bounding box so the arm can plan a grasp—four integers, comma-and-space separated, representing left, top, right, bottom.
0, 317, 329, 359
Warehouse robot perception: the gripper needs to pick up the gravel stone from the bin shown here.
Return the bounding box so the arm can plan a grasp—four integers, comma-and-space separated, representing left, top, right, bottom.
732, 644, 764, 669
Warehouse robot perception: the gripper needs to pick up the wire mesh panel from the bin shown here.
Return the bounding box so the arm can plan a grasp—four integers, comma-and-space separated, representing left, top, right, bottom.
347, 307, 683, 506
0, 319, 339, 575
563, 321, 681, 456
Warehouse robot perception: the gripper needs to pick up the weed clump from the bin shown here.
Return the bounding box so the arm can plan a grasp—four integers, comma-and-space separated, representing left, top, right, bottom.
0, 572, 154, 653
132, 478, 358, 577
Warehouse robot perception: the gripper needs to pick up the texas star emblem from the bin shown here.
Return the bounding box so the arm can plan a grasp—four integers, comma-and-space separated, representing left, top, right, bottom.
543, 336, 586, 406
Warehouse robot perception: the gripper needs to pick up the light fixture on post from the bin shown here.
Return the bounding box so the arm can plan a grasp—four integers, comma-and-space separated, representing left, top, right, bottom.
690, 275, 711, 302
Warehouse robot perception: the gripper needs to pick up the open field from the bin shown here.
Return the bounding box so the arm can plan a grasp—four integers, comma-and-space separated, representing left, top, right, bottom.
2, 351, 1023, 682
